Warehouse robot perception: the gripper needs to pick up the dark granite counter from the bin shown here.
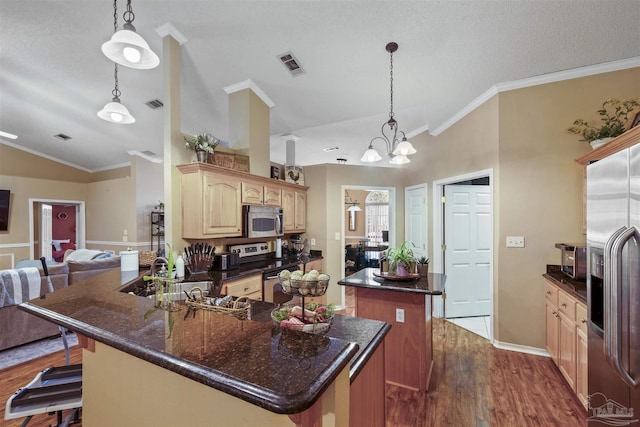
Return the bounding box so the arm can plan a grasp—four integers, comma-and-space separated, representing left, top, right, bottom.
19, 267, 389, 415
542, 264, 587, 303
337, 267, 445, 295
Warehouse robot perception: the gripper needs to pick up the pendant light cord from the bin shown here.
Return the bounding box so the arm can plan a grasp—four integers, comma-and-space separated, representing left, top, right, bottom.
111, 0, 121, 101
124, 0, 135, 26
389, 48, 394, 121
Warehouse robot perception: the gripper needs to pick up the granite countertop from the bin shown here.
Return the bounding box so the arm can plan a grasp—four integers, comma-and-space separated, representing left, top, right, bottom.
19, 267, 389, 415
542, 264, 587, 303
337, 267, 445, 295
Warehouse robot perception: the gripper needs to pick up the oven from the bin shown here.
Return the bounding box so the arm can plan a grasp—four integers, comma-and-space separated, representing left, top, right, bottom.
263, 265, 298, 304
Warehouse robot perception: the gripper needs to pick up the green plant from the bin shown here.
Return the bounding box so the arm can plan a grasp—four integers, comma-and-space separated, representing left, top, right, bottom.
386, 241, 417, 274
567, 98, 640, 143
184, 132, 220, 153
417, 256, 430, 265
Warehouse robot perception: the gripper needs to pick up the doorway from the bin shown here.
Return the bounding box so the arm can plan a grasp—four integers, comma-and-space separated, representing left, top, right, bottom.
29, 198, 86, 261
432, 169, 494, 341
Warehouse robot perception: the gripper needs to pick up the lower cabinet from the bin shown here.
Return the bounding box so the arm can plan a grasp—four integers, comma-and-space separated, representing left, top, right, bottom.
544, 279, 587, 409
222, 273, 262, 301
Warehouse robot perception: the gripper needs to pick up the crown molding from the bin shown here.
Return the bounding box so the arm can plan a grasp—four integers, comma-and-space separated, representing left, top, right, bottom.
155, 22, 188, 45
127, 150, 164, 164
223, 79, 276, 108
430, 56, 640, 136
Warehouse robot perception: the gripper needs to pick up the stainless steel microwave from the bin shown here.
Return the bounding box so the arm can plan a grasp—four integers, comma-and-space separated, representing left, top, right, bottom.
555, 243, 587, 280
243, 205, 284, 238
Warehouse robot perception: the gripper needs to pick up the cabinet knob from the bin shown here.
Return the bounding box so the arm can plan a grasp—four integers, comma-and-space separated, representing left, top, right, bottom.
552, 311, 558, 318
581, 318, 587, 324
546, 291, 551, 295
561, 302, 567, 308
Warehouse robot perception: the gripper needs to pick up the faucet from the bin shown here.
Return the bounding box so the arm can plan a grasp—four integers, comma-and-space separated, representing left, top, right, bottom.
150, 256, 169, 278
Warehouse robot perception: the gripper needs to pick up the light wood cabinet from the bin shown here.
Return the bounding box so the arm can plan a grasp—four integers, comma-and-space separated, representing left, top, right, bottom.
222, 273, 262, 301
544, 279, 587, 407
178, 163, 307, 239
283, 189, 307, 233
179, 167, 242, 239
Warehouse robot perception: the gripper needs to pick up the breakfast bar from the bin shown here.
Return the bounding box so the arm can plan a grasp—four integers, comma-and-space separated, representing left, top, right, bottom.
338, 267, 445, 392
18, 268, 390, 427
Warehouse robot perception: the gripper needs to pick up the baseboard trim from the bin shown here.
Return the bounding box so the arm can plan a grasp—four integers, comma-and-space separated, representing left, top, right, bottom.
493, 340, 550, 357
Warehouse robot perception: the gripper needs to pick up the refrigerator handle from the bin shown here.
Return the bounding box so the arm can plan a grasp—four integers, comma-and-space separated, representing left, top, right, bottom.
610, 226, 639, 388
604, 226, 627, 361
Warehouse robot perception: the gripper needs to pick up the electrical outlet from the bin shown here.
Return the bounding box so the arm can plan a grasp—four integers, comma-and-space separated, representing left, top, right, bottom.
310, 238, 316, 246
506, 236, 525, 248
395, 308, 405, 323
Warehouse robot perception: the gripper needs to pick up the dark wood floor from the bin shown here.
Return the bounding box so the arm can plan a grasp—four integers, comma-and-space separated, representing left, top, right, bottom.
0, 316, 586, 427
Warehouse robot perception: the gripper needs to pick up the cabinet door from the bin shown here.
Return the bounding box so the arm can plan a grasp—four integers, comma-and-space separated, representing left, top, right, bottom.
263, 185, 282, 207
223, 274, 262, 300
558, 312, 577, 391
576, 327, 588, 408
282, 189, 295, 232
203, 174, 242, 237
241, 181, 263, 205
545, 301, 559, 363
294, 191, 307, 231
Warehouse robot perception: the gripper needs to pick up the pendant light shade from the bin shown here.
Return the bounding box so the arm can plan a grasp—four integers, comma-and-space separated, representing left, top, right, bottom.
102, 0, 159, 70
102, 27, 159, 69
347, 204, 362, 212
360, 146, 383, 162
97, 99, 135, 124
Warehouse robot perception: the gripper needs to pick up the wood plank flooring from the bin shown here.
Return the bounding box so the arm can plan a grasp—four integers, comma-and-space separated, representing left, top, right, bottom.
0, 317, 586, 427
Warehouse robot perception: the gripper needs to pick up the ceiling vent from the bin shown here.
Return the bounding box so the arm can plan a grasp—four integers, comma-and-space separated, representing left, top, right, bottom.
323, 146, 339, 152
277, 51, 305, 77
142, 150, 157, 157
145, 99, 164, 109
54, 133, 71, 141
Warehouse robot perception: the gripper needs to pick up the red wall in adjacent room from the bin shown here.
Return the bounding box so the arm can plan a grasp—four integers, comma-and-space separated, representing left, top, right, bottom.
52, 205, 76, 242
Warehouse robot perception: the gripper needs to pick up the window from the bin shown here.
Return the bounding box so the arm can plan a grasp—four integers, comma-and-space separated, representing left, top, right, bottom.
365, 191, 389, 245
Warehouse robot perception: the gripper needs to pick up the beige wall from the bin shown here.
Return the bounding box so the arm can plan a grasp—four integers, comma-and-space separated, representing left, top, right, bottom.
304, 164, 406, 306
403, 67, 640, 349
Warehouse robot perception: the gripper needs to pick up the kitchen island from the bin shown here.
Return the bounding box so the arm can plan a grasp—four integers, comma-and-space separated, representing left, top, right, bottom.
19, 268, 390, 427
338, 267, 445, 392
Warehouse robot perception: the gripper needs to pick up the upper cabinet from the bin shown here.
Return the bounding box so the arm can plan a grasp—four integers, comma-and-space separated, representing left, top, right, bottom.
178, 163, 307, 239
282, 188, 306, 233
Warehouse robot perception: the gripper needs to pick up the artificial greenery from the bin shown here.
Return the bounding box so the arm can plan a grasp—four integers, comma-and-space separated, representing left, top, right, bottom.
184, 132, 220, 153
567, 98, 640, 143
386, 241, 417, 275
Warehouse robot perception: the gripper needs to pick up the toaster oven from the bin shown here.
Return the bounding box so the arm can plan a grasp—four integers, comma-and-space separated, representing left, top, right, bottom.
554, 243, 587, 280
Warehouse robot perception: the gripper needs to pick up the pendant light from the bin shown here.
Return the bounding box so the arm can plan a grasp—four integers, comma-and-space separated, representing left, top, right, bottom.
101, 0, 159, 69
361, 42, 416, 164
98, 0, 135, 124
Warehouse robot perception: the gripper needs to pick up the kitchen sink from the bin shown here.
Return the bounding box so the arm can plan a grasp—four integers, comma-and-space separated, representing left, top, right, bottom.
120, 278, 213, 300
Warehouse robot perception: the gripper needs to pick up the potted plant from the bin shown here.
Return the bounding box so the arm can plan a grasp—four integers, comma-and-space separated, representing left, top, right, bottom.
416, 256, 430, 277
567, 98, 640, 149
184, 132, 220, 162
386, 241, 417, 277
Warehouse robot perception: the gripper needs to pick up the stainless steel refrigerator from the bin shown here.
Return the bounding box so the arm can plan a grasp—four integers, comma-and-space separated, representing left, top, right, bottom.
587, 145, 640, 425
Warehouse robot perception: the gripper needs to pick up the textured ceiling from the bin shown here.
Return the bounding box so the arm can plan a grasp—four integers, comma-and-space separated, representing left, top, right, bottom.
1, 1, 639, 171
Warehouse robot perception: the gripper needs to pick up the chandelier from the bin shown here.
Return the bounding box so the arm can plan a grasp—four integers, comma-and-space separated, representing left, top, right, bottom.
361, 42, 416, 165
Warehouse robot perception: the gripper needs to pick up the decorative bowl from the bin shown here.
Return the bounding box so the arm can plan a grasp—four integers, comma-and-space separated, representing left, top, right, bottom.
270, 303, 335, 334
278, 275, 330, 296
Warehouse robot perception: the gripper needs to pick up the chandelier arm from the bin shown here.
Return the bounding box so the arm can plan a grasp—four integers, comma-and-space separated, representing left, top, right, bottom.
369, 136, 391, 153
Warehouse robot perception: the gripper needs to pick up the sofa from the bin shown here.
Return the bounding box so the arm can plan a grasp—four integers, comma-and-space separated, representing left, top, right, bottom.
0, 255, 122, 351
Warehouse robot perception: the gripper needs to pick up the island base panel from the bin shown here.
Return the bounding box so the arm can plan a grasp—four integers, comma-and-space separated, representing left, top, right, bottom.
355, 287, 432, 392
350, 339, 386, 426
83, 341, 349, 427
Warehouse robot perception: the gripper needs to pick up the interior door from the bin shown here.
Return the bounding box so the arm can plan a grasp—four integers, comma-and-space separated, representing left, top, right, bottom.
405, 185, 427, 260
444, 185, 491, 318
40, 203, 53, 260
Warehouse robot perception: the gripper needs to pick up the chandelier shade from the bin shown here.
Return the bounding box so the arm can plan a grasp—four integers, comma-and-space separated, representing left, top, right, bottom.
97, 99, 135, 124
361, 42, 416, 165
101, 1, 159, 69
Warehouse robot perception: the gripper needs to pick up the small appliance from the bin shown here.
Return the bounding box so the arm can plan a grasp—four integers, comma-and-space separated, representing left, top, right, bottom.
212, 252, 239, 270
554, 243, 587, 280
243, 205, 284, 238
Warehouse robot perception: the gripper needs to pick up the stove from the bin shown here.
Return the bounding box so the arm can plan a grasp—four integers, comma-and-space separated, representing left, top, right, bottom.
228, 242, 298, 304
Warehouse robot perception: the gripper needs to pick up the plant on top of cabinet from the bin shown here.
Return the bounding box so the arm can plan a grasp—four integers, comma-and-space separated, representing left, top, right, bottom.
184, 132, 221, 162
567, 98, 640, 148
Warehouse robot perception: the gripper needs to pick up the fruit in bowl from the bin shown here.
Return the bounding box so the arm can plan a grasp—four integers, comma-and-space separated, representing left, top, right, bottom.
271, 302, 335, 334
278, 269, 330, 296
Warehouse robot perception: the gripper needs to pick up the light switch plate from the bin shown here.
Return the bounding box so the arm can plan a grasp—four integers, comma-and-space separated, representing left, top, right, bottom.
506, 236, 525, 248
310, 238, 316, 246
396, 308, 405, 323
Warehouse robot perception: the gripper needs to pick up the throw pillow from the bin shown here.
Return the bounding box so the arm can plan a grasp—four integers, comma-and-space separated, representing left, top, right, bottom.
60, 242, 76, 251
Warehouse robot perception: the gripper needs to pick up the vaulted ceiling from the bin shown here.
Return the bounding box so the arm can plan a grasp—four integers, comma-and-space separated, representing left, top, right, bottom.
1, 1, 639, 172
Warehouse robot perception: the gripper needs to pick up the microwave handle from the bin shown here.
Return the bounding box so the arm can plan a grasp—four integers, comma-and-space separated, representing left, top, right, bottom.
276, 214, 282, 235
609, 226, 639, 388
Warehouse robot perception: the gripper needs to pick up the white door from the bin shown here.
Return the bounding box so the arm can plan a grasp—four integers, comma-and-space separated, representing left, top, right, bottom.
40, 203, 53, 260
405, 185, 427, 260
444, 185, 491, 318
